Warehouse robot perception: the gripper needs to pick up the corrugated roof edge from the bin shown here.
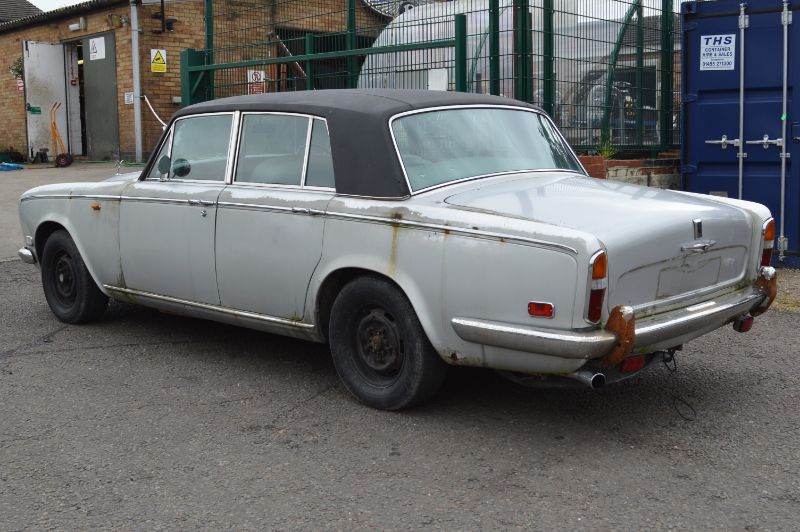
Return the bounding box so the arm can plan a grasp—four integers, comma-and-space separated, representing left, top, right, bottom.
0, 0, 127, 33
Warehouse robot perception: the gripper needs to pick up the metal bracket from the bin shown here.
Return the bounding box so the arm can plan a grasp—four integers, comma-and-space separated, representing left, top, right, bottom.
777, 236, 789, 253
739, 13, 749, 29
705, 134, 741, 149
746, 134, 783, 149
782, 10, 793, 25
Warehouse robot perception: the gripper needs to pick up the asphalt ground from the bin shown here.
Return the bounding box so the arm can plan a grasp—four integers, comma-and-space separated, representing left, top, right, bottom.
1, 164, 799, 529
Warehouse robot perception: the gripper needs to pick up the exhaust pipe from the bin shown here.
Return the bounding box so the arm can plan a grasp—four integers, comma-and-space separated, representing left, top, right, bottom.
567, 370, 606, 389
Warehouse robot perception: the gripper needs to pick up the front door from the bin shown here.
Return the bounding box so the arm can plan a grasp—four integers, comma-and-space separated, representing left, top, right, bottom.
215, 113, 335, 320
683, 2, 799, 266
119, 113, 235, 305
22, 41, 67, 161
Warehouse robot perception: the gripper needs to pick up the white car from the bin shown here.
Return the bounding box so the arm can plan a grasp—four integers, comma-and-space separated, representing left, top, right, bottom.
18, 90, 778, 409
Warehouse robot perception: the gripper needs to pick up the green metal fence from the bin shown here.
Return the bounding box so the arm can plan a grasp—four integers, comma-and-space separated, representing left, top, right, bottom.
181, 0, 679, 152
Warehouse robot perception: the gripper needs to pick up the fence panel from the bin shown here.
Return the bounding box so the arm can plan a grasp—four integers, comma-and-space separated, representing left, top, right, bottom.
182, 0, 680, 152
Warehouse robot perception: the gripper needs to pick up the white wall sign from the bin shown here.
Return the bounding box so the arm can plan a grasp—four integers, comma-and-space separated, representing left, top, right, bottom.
700, 34, 735, 71
124, 91, 134, 105
427, 68, 448, 91
89, 37, 106, 61
247, 69, 266, 94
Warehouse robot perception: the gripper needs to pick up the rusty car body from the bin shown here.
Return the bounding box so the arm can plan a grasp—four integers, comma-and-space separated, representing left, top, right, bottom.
18, 90, 778, 409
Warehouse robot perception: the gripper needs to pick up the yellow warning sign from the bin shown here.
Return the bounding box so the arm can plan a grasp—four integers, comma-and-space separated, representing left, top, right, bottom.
151, 49, 167, 73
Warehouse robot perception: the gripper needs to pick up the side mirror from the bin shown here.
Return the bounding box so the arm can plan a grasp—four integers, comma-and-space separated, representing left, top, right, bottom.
172, 158, 191, 178
157, 155, 171, 176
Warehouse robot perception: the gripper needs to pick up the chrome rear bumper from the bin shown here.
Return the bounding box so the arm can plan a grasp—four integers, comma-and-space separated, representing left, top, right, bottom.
451, 284, 768, 360
18, 247, 36, 264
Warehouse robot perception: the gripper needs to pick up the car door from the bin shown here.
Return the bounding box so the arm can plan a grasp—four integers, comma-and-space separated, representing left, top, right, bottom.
215, 113, 335, 320
118, 112, 237, 305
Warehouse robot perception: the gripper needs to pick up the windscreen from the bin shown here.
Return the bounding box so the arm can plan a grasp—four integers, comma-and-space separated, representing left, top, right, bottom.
391, 108, 582, 192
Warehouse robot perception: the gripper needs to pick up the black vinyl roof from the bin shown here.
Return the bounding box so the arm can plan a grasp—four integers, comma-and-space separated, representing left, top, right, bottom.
174, 90, 541, 198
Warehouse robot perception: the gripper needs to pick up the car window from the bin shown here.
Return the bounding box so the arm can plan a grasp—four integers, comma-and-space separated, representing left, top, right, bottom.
235, 114, 310, 186
304, 119, 335, 189
145, 132, 172, 180
392, 108, 583, 192
169, 114, 232, 181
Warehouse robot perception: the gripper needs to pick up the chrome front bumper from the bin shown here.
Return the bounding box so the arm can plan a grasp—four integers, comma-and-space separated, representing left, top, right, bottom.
451, 284, 768, 361
18, 246, 36, 264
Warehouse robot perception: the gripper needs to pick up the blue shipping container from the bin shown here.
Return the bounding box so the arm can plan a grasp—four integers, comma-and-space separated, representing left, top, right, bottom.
682, 0, 799, 267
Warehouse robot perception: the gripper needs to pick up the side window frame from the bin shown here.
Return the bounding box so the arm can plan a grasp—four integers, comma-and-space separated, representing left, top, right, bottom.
231, 112, 335, 191
142, 111, 238, 183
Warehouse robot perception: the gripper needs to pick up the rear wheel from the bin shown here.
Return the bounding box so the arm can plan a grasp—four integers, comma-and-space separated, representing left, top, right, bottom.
328, 276, 447, 410
41, 230, 108, 323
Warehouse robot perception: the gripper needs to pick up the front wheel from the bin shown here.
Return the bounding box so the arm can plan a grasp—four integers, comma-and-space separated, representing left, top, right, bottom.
40, 230, 108, 323
328, 276, 447, 410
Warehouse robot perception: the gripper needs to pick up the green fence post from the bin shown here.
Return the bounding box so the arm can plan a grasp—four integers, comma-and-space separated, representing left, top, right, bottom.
346, 0, 357, 88
660, 0, 675, 150
543, 0, 555, 115
513, 0, 531, 102
204, 0, 214, 99
489, 0, 500, 95
636, 3, 644, 145
455, 14, 468, 92
305, 34, 315, 91
181, 48, 206, 106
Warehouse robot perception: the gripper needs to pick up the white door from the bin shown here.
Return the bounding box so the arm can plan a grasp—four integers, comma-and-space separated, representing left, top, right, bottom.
22, 41, 67, 161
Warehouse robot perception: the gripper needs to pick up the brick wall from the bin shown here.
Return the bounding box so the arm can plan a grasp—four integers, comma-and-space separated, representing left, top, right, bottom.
0, 0, 205, 161
578, 155, 680, 189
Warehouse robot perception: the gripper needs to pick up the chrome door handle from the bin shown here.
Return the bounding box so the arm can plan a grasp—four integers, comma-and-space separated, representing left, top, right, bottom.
705, 134, 740, 149
291, 207, 311, 215
188, 199, 215, 206
746, 134, 783, 149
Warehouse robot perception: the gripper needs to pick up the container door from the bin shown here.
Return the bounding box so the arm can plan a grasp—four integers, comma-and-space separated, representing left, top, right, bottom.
682, 1, 798, 266
22, 41, 68, 161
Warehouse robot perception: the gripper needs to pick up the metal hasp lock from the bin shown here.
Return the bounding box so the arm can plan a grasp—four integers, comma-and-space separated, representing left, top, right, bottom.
705, 134, 741, 150
746, 134, 783, 149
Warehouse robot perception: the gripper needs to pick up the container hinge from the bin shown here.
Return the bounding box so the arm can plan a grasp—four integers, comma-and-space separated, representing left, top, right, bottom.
736, 152, 748, 159
683, 93, 698, 103
780, 152, 791, 159
777, 236, 789, 253
782, 10, 793, 26
681, 165, 697, 174
739, 14, 749, 29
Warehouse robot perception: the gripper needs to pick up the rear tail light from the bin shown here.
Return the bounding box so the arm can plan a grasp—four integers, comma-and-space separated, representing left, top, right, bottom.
620, 354, 646, 374
586, 250, 608, 324
761, 218, 775, 267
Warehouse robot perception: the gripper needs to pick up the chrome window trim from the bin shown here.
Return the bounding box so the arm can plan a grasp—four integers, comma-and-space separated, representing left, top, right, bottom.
20, 194, 121, 202
217, 201, 325, 216
231, 112, 334, 191
323, 210, 578, 255
144, 111, 236, 184
388, 104, 586, 196
103, 285, 315, 329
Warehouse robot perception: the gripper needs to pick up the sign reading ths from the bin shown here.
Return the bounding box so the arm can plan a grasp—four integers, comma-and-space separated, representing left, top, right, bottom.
151, 49, 167, 73
247, 69, 266, 94
89, 37, 106, 61
700, 34, 736, 71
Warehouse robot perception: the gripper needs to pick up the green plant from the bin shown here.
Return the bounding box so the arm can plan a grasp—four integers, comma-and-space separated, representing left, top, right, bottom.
598, 136, 616, 159
9, 56, 23, 80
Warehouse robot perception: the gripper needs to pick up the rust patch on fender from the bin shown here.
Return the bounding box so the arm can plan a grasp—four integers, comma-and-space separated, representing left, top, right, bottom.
751, 274, 778, 317
387, 224, 399, 276
602, 305, 636, 367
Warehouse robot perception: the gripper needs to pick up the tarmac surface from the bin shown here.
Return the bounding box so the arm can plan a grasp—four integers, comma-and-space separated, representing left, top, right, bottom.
1, 163, 799, 529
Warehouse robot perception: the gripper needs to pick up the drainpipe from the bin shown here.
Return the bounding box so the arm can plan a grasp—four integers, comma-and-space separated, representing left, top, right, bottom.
131, 0, 143, 162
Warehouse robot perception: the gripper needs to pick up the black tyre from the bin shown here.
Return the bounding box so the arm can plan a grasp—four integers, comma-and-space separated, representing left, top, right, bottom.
40, 230, 108, 323
328, 276, 447, 410
54, 153, 73, 168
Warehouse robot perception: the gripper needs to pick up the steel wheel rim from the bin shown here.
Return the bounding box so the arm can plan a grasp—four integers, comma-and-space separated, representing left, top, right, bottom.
53, 253, 77, 305
353, 307, 405, 386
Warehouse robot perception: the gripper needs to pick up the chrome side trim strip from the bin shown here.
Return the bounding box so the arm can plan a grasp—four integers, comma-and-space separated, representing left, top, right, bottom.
324, 211, 578, 254
20, 194, 120, 202
451, 286, 766, 360
103, 285, 315, 329
118, 196, 214, 206
217, 201, 325, 216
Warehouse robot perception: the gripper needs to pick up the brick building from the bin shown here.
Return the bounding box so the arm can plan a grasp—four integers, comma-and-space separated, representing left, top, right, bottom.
0, 0, 205, 162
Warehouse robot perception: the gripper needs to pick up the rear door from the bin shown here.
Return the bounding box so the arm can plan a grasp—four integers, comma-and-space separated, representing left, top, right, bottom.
22, 41, 67, 161
82, 33, 120, 160
682, 1, 799, 265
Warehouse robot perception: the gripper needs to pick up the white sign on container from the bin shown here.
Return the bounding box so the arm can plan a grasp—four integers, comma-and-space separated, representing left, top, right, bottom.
700, 34, 736, 71
89, 37, 106, 61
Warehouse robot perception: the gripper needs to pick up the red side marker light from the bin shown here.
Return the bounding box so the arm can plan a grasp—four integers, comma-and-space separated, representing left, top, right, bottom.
620, 354, 646, 374
528, 302, 554, 318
